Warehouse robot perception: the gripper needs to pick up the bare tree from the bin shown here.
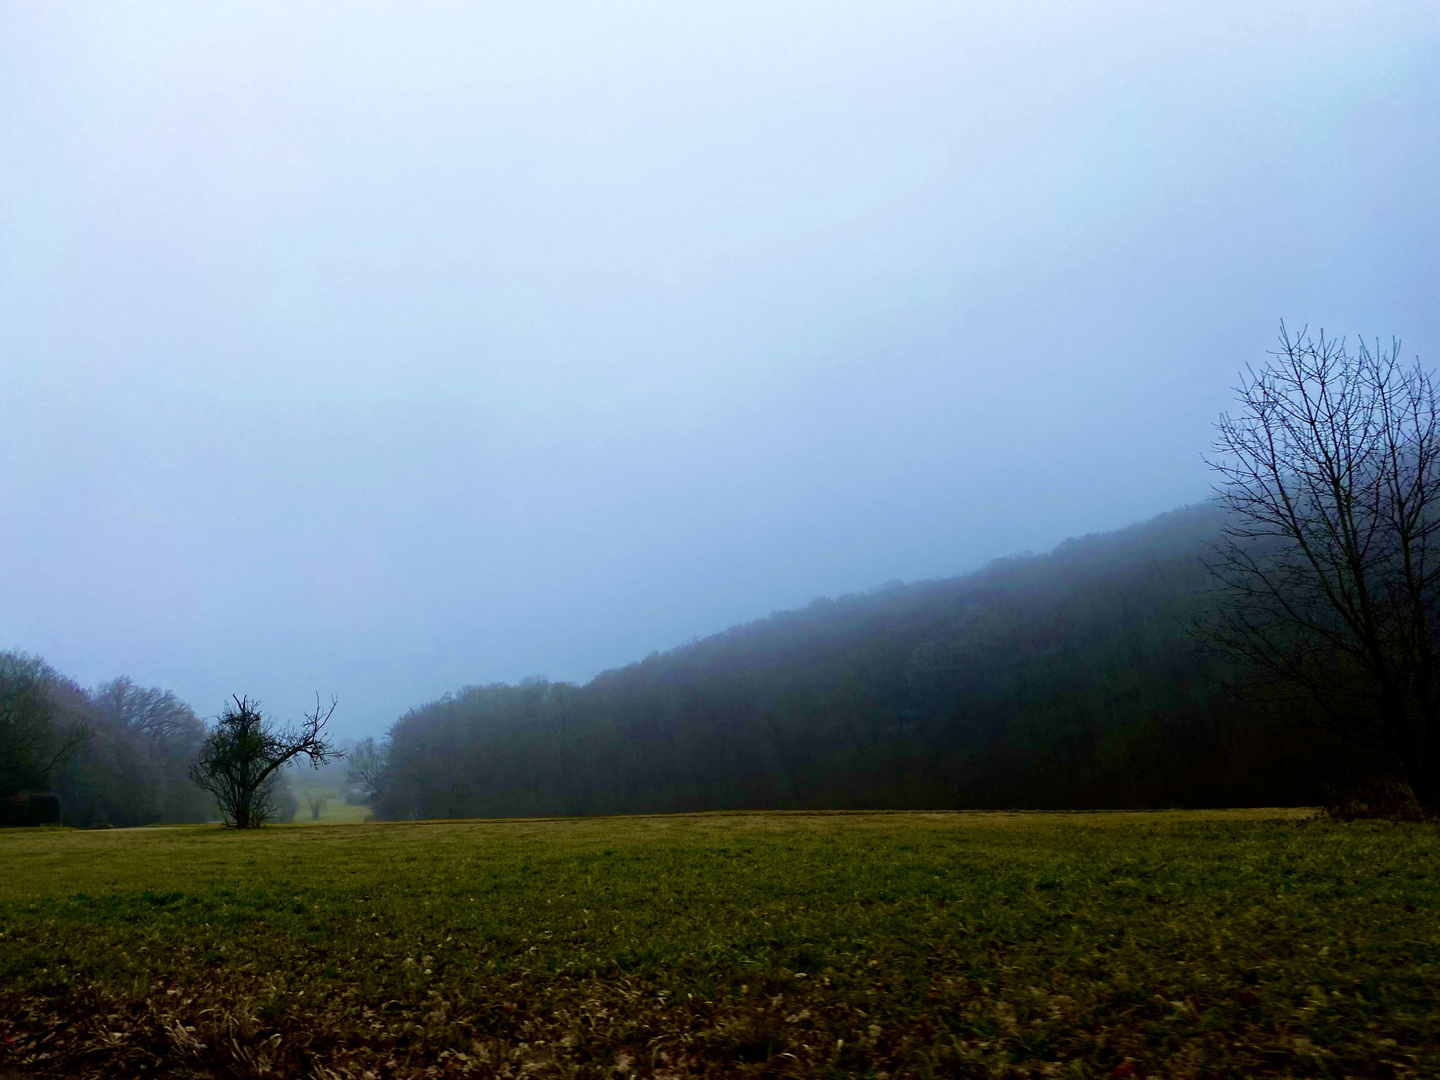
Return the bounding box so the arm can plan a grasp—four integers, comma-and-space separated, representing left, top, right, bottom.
344, 735, 388, 804
1206, 325, 1440, 808
191, 695, 341, 828
91, 677, 204, 744
303, 788, 328, 821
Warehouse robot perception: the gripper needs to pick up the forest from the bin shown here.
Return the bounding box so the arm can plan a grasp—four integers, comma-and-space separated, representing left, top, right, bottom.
365, 502, 1372, 821
0, 654, 326, 827
0, 654, 213, 826
0, 501, 1389, 826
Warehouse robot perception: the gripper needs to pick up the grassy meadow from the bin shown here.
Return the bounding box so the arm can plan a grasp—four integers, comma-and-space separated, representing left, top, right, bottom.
290, 784, 373, 826
0, 810, 1436, 1079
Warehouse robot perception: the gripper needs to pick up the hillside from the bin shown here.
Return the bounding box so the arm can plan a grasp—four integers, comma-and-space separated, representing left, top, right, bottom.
375, 503, 1364, 819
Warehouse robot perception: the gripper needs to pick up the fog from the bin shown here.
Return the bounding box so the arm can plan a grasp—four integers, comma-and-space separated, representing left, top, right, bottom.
2, 2, 1436, 738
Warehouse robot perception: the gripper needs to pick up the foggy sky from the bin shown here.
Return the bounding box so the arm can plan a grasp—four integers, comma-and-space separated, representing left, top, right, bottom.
2, 2, 1437, 739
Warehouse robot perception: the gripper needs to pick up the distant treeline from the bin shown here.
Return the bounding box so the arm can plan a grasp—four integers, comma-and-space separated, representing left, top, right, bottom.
4, 504, 1383, 826
0, 653, 354, 827
1, 649, 362, 828
371, 504, 1375, 820
0, 654, 213, 826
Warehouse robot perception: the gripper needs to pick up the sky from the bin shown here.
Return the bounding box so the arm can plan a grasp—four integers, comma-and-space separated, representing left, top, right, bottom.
2, 1, 1437, 739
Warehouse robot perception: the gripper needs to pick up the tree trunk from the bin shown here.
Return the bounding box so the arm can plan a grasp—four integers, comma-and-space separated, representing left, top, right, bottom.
1391, 707, 1439, 812
1415, 720, 1440, 812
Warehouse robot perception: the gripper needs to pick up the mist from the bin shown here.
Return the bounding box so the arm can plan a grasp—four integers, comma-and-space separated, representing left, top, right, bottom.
2, 1, 1436, 738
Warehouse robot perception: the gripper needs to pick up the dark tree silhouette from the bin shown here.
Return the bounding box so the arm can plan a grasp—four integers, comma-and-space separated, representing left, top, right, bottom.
345, 736, 388, 804
1207, 326, 1440, 808
191, 695, 340, 828
367, 504, 1369, 821
0, 652, 88, 800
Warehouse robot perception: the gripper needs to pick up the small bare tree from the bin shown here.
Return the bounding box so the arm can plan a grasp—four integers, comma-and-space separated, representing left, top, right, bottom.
304, 789, 328, 820
191, 695, 340, 828
344, 735, 388, 804
1206, 325, 1440, 808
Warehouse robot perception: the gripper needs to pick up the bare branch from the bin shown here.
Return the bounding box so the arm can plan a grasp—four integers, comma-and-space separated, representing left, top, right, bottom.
1203, 326, 1440, 806
190, 695, 343, 828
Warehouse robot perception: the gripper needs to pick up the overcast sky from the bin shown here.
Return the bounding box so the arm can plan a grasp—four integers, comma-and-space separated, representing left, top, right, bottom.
2, 2, 1436, 738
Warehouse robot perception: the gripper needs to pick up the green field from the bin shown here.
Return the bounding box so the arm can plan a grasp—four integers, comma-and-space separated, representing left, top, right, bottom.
290, 784, 374, 826
0, 810, 1435, 1078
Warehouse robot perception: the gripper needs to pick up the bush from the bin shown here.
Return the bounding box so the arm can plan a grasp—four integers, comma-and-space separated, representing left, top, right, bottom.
0, 792, 61, 827
1322, 777, 1430, 822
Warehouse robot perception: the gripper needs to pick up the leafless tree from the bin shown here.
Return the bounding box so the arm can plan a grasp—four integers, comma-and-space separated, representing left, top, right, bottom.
303, 788, 328, 820
190, 695, 341, 828
91, 677, 203, 743
345, 735, 388, 804
1206, 325, 1440, 808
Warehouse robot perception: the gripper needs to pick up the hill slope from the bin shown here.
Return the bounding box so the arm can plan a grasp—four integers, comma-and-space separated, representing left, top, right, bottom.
376, 504, 1362, 818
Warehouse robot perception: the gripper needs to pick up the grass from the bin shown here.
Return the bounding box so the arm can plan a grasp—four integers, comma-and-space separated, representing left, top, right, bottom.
0, 809, 1435, 1078
290, 785, 372, 825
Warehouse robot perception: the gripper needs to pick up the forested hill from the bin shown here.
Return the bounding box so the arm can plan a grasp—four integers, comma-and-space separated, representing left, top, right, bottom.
375, 503, 1361, 819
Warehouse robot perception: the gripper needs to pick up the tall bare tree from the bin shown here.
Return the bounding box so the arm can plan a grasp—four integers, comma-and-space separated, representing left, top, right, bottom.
1207, 326, 1440, 808
191, 695, 340, 828
91, 677, 204, 744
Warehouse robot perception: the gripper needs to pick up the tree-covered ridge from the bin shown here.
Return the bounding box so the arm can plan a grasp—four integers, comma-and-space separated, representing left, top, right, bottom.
375, 503, 1368, 820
